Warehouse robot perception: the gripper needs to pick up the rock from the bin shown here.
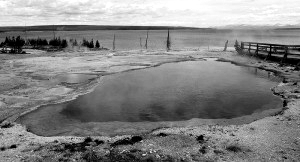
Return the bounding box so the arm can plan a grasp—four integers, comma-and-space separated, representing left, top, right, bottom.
199, 146, 207, 154
10, 145, 17, 149
0, 121, 14, 129
196, 135, 205, 143
110, 136, 143, 147
214, 149, 224, 154
83, 137, 93, 143
156, 133, 168, 137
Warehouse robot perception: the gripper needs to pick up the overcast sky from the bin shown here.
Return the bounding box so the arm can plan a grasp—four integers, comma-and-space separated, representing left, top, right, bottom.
0, 0, 299, 27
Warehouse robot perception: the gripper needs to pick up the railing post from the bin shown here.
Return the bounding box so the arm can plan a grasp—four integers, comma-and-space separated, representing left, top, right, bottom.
281, 46, 288, 64
255, 44, 259, 55
248, 43, 251, 54
266, 45, 272, 60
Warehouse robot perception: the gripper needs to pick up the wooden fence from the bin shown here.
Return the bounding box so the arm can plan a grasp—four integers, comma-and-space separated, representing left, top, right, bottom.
236, 42, 300, 64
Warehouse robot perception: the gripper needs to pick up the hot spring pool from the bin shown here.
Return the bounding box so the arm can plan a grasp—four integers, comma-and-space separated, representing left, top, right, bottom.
17, 59, 283, 136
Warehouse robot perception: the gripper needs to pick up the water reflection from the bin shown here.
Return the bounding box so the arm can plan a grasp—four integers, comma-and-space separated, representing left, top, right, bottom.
52, 60, 282, 122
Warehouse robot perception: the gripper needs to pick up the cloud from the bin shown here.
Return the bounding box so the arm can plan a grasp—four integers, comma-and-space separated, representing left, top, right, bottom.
0, 0, 299, 27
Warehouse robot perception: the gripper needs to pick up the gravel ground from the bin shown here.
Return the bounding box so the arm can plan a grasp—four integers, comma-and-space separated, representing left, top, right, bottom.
0, 47, 299, 162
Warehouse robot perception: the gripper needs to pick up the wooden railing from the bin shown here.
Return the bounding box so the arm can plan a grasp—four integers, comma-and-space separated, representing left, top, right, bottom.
237, 42, 300, 63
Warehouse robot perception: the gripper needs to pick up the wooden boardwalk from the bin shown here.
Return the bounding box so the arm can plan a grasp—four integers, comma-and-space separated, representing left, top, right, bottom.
235, 41, 300, 64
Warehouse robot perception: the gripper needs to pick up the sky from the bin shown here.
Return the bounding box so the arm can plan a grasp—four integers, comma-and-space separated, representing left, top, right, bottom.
0, 0, 300, 27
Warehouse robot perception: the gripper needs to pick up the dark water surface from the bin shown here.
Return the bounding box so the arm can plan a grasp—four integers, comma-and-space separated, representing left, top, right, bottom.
18, 60, 282, 135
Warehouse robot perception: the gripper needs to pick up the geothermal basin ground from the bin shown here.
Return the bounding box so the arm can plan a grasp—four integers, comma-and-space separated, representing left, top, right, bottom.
0, 48, 300, 161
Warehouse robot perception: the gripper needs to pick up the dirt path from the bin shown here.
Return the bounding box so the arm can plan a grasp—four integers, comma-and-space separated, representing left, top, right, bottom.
0, 48, 299, 161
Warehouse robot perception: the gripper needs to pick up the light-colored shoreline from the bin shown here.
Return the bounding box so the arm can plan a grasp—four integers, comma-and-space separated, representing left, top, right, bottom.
0, 47, 299, 161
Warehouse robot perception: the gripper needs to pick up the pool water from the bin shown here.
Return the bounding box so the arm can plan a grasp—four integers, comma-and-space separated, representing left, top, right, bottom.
17, 60, 282, 136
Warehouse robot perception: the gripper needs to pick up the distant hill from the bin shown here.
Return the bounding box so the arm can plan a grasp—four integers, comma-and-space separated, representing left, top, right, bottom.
0, 25, 208, 32
274, 28, 300, 30
217, 24, 300, 30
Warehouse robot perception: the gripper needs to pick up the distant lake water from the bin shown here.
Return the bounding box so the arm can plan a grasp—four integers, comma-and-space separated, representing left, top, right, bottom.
1, 29, 300, 50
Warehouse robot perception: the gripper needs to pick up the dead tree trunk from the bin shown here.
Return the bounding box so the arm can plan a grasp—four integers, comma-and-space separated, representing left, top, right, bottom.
223, 40, 228, 51
166, 29, 171, 51
145, 30, 149, 50
113, 34, 116, 51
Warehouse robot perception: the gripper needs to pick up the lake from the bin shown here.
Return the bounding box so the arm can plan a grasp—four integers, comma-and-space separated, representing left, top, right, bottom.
1, 29, 300, 50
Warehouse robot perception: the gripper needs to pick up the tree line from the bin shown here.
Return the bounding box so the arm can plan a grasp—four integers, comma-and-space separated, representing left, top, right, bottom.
1, 30, 171, 53
69, 38, 101, 48
0, 36, 69, 53
0, 36, 26, 53
0, 36, 103, 53
81, 39, 101, 48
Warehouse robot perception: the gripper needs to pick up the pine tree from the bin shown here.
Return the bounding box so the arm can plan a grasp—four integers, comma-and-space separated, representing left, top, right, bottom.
61, 39, 68, 48
4, 37, 9, 45
73, 39, 78, 46
95, 40, 100, 48
90, 39, 94, 48
15, 36, 25, 53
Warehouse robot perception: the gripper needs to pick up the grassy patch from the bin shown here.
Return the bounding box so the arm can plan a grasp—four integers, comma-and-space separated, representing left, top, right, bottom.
82, 150, 101, 162
53, 137, 104, 153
